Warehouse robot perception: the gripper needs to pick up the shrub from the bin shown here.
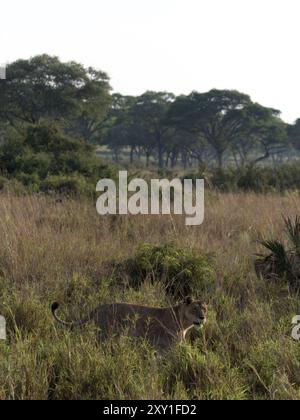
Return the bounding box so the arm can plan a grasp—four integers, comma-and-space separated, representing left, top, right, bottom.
0, 123, 117, 195
255, 216, 300, 290
186, 164, 300, 193
211, 167, 240, 192
16, 173, 41, 192
0, 178, 28, 195
114, 243, 215, 300
40, 175, 93, 196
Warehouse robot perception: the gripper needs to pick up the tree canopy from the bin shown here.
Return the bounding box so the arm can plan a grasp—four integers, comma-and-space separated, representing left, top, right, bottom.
0, 55, 111, 131
0, 55, 299, 174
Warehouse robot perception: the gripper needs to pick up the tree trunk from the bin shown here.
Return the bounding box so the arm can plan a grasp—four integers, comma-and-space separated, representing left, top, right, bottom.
171, 152, 177, 168
158, 145, 164, 168
130, 146, 135, 164
217, 152, 223, 168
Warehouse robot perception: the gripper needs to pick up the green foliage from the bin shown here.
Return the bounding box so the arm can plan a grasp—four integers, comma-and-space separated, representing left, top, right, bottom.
0, 124, 116, 195
104, 92, 175, 167
0, 55, 298, 170
0, 54, 111, 127
163, 345, 248, 400
236, 165, 300, 192
189, 164, 300, 193
168, 90, 272, 168
0, 178, 28, 194
40, 175, 93, 196
246, 339, 300, 399
114, 243, 215, 300
259, 240, 291, 277
284, 216, 300, 250
255, 216, 300, 289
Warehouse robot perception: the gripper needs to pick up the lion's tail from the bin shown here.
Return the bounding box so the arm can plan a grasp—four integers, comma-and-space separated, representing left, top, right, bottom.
51, 303, 90, 328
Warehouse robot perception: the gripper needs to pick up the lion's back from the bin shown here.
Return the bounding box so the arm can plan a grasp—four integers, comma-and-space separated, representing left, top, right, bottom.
93, 303, 174, 344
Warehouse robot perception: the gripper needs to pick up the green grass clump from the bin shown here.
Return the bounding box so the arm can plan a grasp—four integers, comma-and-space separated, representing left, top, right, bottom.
163, 344, 248, 400
114, 243, 215, 300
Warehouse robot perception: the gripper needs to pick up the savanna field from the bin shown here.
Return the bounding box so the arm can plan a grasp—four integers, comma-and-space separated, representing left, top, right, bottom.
2, 1, 300, 403
0, 191, 300, 400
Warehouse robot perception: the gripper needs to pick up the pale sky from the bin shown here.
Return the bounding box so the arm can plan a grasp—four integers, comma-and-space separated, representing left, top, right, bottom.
1, 0, 300, 123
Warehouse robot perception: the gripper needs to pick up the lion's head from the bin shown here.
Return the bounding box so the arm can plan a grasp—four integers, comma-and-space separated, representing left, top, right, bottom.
181, 297, 208, 329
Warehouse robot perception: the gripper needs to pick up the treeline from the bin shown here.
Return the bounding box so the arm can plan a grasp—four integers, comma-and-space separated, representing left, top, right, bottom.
0, 55, 300, 187
104, 92, 299, 169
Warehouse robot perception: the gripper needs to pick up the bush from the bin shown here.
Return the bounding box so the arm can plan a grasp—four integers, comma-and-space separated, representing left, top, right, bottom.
255, 216, 300, 290
211, 167, 240, 192
0, 124, 117, 195
16, 173, 41, 192
0, 178, 28, 195
185, 164, 300, 193
114, 243, 215, 300
40, 175, 93, 196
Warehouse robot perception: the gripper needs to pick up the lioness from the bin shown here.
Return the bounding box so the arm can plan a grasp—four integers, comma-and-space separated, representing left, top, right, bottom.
51, 297, 208, 351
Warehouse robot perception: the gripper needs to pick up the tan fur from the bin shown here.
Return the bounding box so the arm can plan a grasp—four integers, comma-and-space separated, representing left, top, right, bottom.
51, 298, 208, 351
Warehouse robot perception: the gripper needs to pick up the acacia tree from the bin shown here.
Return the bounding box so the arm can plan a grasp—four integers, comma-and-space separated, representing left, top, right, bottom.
104, 92, 175, 167
65, 67, 112, 143
104, 122, 150, 164
102, 94, 145, 163
168, 89, 252, 167
0, 55, 111, 135
232, 104, 288, 167
129, 92, 175, 168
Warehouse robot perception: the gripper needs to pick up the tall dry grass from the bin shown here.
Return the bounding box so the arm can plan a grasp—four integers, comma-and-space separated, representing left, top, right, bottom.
0, 191, 300, 400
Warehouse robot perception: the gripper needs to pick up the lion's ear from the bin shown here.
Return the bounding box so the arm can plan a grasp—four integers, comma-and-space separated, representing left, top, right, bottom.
185, 297, 192, 305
